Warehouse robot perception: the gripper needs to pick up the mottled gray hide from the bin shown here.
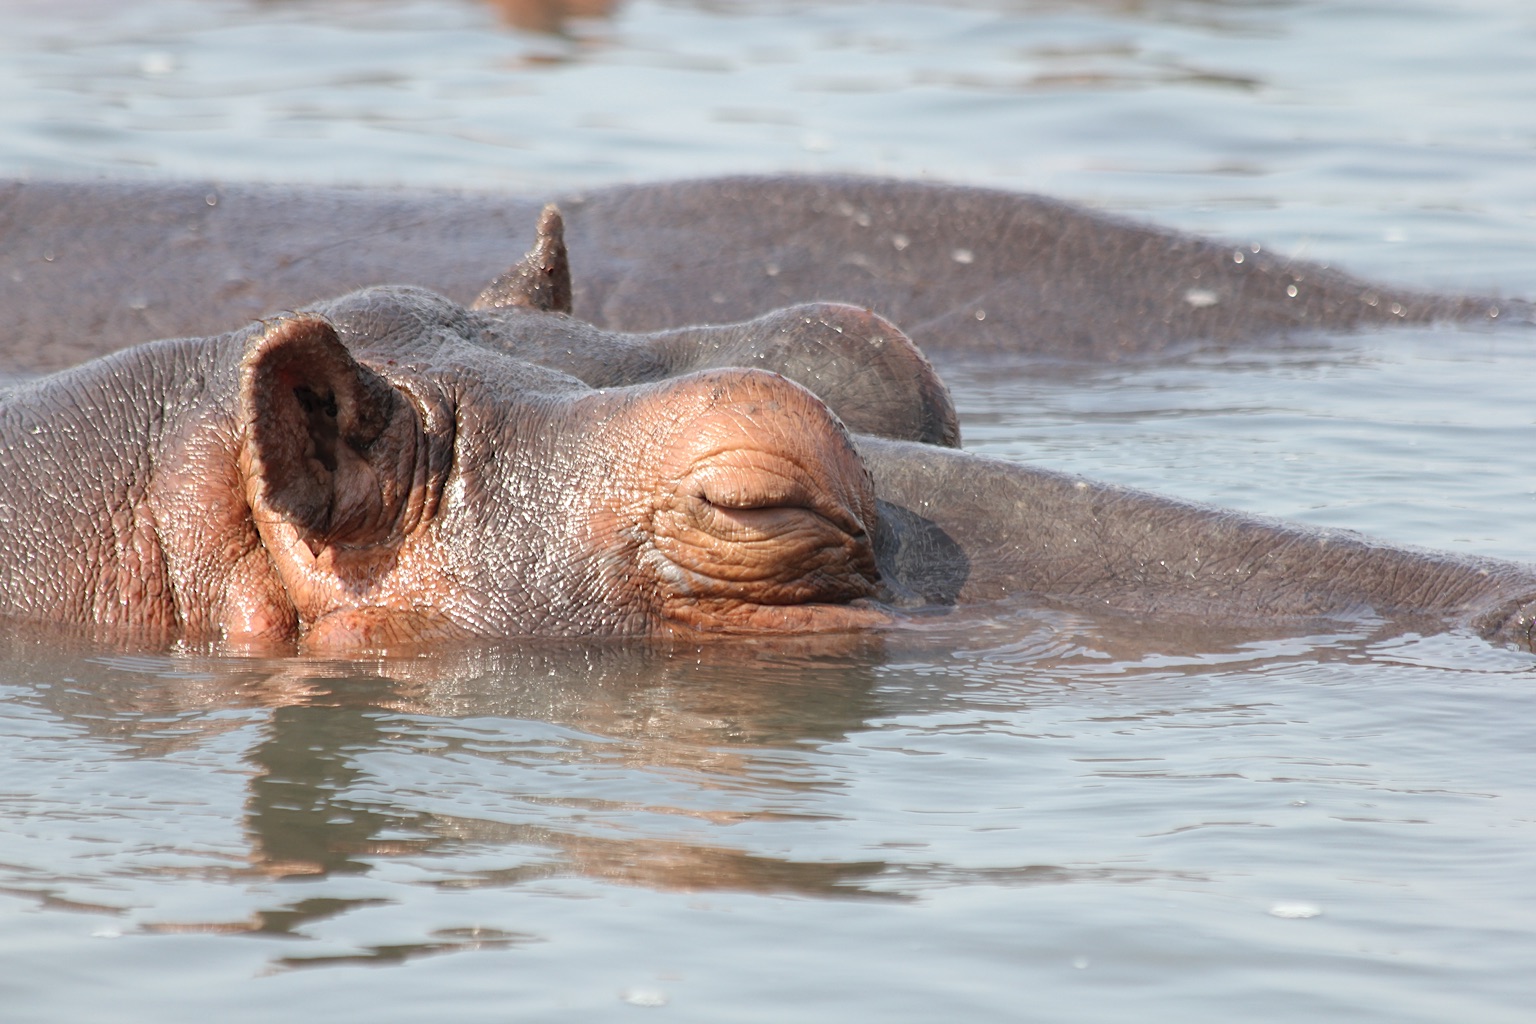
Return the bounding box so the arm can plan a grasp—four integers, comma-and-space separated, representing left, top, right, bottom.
1, 176, 1534, 649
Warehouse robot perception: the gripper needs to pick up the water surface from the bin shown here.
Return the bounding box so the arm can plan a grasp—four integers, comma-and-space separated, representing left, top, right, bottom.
2, 1, 1535, 1021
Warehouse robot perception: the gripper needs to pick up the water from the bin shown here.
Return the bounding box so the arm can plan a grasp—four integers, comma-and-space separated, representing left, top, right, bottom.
3, 1, 1536, 1021
952, 327, 1536, 563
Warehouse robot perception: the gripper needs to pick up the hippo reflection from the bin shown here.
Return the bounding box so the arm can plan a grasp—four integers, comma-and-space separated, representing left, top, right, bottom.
2, 177, 1535, 650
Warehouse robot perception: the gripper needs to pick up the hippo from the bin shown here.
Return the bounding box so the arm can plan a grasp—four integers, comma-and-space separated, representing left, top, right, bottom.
3, 176, 1535, 651
0, 221, 954, 646
2, 176, 1525, 374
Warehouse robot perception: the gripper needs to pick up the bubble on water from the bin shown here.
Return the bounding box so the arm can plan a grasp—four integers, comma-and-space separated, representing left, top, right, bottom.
1269, 902, 1322, 919
1184, 288, 1219, 308
620, 988, 670, 1007
140, 52, 176, 77
951, 248, 974, 264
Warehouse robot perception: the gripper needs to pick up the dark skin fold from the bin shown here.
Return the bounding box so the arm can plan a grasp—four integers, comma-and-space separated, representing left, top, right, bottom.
1, 177, 1534, 650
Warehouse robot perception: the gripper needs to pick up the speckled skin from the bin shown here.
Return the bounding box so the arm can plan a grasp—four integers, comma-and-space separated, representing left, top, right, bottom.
1, 176, 1523, 374
2, 177, 1534, 650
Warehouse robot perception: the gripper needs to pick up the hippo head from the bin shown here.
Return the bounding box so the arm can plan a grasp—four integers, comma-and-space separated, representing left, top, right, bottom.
233, 292, 886, 647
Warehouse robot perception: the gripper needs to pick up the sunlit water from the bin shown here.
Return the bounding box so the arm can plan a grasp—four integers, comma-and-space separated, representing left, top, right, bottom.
3, 1, 1536, 1022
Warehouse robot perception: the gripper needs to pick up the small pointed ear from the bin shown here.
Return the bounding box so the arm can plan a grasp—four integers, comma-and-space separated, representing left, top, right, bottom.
472, 203, 573, 314
239, 315, 425, 553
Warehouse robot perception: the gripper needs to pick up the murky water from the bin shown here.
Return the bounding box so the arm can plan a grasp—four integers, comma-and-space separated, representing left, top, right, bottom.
3, 1, 1536, 1021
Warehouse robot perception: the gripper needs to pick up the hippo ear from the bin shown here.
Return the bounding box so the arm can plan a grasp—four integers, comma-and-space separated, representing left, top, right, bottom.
238, 315, 427, 554
472, 203, 573, 314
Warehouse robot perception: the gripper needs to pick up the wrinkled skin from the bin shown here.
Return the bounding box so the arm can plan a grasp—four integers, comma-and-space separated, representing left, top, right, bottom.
468, 208, 958, 447
2, 176, 1536, 651
0, 280, 898, 645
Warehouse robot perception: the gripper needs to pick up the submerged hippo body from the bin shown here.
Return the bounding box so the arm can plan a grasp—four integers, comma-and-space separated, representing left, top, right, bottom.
3, 178, 1536, 650
1, 176, 1526, 375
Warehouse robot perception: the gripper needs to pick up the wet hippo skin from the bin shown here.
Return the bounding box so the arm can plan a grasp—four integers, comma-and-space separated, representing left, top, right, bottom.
2, 176, 1534, 650
0, 175, 1523, 374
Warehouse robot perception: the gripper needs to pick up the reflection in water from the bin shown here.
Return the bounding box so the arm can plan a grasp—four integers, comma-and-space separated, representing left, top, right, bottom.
237, 638, 900, 906
2, 630, 912, 962
4, 600, 1533, 1005
481, 0, 618, 34
0, 615, 1291, 967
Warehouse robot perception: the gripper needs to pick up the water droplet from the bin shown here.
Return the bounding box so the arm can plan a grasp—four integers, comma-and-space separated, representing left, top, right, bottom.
205, 193, 218, 207
1232, 251, 1245, 264
1362, 292, 1379, 307
891, 233, 910, 251
951, 248, 974, 265
854, 211, 871, 227
1071, 956, 1090, 969
1250, 243, 1261, 254
764, 262, 780, 277
1384, 227, 1408, 243
42, 250, 55, 262
801, 132, 833, 153
1184, 288, 1219, 309
620, 989, 670, 1008
974, 309, 986, 321
1290, 799, 1308, 806
1285, 284, 1298, 298
128, 296, 149, 311
91, 927, 123, 939
1488, 306, 1500, 318
1269, 902, 1322, 919
1389, 302, 1405, 316
710, 293, 725, 304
